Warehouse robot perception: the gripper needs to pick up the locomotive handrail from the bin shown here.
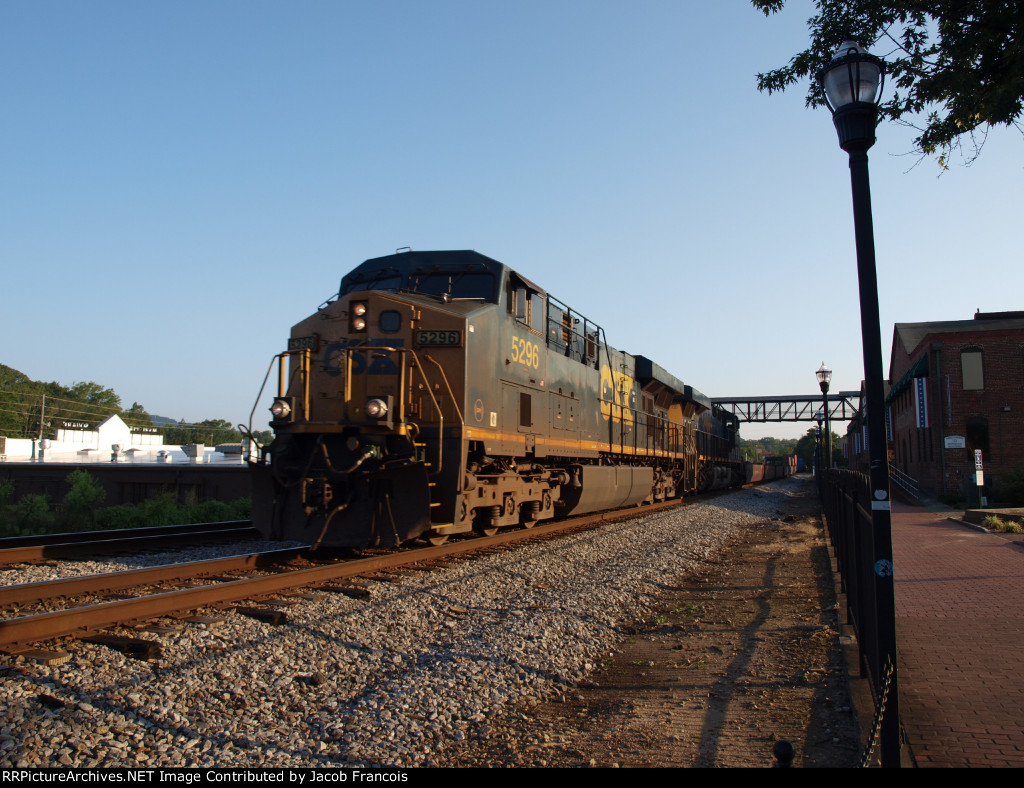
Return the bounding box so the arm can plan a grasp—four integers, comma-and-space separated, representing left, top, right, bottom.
600, 399, 687, 460
339, 343, 410, 426
545, 292, 604, 369
423, 353, 465, 424
271, 342, 455, 476
401, 347, 453, 476
336, 343, 454, 477
271, 349, 310, 405
300, 348, 311, 420
248, 349, 312, 456
247, 354, 280, 454
605, 400, 680, 458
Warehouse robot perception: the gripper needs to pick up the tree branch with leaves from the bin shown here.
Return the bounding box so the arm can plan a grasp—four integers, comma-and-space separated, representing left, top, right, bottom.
753, 0, 1024, 167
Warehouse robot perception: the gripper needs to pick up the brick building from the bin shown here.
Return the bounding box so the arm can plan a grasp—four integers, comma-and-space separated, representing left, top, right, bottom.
885, 311, 1024, 501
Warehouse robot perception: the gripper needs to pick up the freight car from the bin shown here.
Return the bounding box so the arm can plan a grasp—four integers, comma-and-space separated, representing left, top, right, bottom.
250, 249, 745, 548
745, 454, 798, 484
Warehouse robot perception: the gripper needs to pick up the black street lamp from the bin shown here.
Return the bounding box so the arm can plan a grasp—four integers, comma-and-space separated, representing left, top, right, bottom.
816, 363, 832, 468
818, 39, 899, 767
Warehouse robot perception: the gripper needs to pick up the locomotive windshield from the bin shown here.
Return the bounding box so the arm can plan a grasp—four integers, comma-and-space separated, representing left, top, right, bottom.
405, 270, 495, 300
340, 265, 496, 302
339, 268, 403, 295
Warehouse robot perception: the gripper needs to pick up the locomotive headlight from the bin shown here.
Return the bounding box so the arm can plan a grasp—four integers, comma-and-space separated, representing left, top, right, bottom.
270, 397, 294, 422
365, 397, 389, 419
350, 301, 368, 333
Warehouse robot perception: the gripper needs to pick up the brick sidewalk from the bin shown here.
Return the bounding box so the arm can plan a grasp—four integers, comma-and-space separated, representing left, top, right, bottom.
892, 500, 1024, 767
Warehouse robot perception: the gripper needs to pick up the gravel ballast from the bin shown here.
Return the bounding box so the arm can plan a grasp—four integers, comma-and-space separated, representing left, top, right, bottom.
1, 480, 805, 768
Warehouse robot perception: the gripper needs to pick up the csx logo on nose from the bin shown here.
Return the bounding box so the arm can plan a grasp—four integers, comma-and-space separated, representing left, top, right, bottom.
324, 339, 404, 376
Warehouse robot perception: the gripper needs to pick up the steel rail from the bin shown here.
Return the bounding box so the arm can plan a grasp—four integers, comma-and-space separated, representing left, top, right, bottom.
0, 497, 688, 649
0, 526, 259, 566
2, 548, 305, 606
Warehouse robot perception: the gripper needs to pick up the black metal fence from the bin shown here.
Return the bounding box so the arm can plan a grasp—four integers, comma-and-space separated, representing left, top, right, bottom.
819, 468, 900, 768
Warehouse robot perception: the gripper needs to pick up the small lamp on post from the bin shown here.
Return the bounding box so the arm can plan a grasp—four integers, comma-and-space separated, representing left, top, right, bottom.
816, 363, 832, 469
818, 39, 898, 767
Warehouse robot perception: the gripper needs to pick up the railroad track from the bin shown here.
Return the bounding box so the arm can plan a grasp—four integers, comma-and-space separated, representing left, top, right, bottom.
0, 520, 258, 566
0, 499, 686, 656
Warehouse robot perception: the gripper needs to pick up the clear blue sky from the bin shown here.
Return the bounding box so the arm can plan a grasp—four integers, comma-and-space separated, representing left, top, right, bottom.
2, 1, 1020, 440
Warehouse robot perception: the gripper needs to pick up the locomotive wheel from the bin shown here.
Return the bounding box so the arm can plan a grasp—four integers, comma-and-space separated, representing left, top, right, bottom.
521, 497, 543, 528
474, 505, 501, 537
425, 534, 449, 546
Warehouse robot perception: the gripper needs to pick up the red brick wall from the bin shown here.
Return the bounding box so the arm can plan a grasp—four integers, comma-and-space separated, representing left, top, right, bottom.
889, 328, 1024, 500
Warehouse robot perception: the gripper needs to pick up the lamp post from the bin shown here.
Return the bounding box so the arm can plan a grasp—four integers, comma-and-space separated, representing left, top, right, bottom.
815, 408, 824, 479
816, 363, 832, 468
818, 40, 899, 767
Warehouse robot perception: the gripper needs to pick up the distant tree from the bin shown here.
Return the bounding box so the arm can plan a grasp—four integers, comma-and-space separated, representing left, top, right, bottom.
0, 365, 159, 439
739, 436, 799, 462
0, 365, 33, 436
794, 426, 844, 469
121, 401, 154, 428
752, 0, 1024, 166
250, 429, 274, 448
795, 428, 819, 469
67, 381, 121, 410
0, 364, 31, 389
164, 418, 240, 446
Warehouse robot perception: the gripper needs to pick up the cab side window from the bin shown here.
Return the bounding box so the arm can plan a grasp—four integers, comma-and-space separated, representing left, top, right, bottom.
530, 293, 544, 333
507, 278, 544, 335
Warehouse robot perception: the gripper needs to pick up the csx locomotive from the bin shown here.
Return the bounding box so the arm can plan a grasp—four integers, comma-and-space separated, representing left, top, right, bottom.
250, 249, 743, 548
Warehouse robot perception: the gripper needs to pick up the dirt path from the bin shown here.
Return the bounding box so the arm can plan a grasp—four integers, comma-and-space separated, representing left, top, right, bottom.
440, 479, 863, 767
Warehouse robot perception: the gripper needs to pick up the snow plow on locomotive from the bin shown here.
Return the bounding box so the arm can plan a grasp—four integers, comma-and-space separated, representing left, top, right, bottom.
250, 249, 749, 548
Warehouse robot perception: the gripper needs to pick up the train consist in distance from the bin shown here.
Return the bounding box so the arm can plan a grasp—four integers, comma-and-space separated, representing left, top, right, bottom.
251, 249, 783, 549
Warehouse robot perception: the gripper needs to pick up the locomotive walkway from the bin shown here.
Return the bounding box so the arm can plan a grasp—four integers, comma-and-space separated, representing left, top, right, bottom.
891, 499, 1024, 767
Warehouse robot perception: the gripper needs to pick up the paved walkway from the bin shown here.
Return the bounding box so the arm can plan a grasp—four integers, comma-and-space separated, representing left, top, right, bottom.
892, 499, 1024, 767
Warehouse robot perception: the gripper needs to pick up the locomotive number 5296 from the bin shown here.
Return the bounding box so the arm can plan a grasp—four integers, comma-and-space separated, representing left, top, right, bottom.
510, 336, 540, 368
